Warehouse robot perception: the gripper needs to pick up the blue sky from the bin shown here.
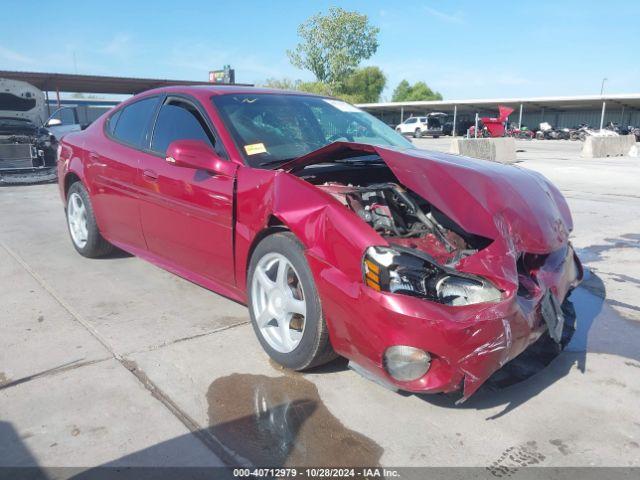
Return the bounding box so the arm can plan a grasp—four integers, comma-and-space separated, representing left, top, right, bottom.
1, 0, 638, 100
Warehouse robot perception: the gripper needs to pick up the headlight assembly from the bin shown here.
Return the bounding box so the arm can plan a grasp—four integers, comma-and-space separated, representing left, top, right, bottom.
363, 246, 501, 306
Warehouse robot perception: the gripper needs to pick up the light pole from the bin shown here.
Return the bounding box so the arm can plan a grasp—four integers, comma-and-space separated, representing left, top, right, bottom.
600, 77, 608, 96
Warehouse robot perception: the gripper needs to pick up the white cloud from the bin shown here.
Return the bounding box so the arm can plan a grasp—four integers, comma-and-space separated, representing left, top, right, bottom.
102, 33, 133, 58
424, 6, 465, 24
0, 45, 35, 64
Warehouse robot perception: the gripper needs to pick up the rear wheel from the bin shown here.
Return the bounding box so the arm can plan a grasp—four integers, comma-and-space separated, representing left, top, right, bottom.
66, 181, 114, 258
414, 128, 422, 138
247, 232, 336, 370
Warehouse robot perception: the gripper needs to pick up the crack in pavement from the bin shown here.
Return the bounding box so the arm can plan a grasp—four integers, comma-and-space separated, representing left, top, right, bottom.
0, 239, 237, 465
124, 320, 250, 356
0, 357, 111, 391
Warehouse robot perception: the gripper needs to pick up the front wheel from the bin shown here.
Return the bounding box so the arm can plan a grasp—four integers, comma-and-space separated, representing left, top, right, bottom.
66, 181, 114, 258
247, 232, 336, 370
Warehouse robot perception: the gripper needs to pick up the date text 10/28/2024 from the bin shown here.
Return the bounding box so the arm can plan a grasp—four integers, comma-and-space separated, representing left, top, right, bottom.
233, 468, 400, 478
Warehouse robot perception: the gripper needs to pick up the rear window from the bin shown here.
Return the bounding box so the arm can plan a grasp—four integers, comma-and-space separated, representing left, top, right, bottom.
106, 109, 121, 135
111, 97, 158, 148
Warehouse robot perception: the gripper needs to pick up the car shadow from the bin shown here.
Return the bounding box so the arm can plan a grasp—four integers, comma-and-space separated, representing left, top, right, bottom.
0, 371, 382, 476
416, 269, 640, 418
93, 247, 133, 259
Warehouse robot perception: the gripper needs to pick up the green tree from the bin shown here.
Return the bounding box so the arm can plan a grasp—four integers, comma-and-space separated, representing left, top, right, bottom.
287, 7, 379, 85
262, 78, 301, 91
391, 80, 411, 102
262, 78, 334, 96
339, 66, 386, 103
392, 80, 442, 101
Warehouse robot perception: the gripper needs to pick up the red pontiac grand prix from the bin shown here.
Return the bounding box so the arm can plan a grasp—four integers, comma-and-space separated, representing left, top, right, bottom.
57, 86, 582, 400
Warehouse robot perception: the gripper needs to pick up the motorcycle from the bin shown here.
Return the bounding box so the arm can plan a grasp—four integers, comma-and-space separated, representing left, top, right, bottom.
506, 125, 534, 139
536, 122, 563, 140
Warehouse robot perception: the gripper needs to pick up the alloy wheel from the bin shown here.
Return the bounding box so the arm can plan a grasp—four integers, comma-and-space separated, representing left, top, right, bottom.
251, 253, 307, 353
67, 192, 88, 249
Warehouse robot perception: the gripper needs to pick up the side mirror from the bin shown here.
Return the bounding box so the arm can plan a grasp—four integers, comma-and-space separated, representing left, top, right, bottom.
165, 140, 235, 176
46, 118, 62, 127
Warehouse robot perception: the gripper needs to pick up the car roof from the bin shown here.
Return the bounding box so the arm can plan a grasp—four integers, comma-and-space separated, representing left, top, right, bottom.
138, 84, 323, 99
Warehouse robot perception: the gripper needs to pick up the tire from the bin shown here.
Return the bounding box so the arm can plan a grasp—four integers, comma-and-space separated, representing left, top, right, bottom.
433, 135, 440, 139
247, 232, 336, 370
66, 181, 114, 258
414, 128, 422, 138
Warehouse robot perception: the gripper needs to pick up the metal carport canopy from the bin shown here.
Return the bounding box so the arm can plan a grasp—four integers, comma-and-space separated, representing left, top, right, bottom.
356, 93, 640, 114
0, 70, 252, 94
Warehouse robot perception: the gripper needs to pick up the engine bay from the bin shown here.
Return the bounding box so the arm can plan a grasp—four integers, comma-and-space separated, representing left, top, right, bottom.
298, 161, 491, 265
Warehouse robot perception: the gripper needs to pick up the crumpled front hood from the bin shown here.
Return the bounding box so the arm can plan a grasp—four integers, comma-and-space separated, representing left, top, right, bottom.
282, 142, 572, 254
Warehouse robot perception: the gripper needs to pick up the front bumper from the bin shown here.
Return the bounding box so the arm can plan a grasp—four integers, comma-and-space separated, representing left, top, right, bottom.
310, 244, 582, 400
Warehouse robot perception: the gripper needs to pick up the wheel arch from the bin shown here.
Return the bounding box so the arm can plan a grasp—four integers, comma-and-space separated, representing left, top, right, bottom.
63, 171, 82, 199
244, 215, 291, 282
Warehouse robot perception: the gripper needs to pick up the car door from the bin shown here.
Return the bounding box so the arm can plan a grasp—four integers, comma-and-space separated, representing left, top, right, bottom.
89, 95, 160, 251
401, 117, 416, 134
137, 95, 236, 287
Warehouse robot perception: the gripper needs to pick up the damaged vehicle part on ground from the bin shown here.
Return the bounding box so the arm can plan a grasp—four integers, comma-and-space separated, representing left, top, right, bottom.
0, 78, 58, 184
57, 87, 583, 401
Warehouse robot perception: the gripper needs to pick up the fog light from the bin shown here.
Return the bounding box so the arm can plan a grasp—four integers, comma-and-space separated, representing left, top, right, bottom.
383, 346, 431, 382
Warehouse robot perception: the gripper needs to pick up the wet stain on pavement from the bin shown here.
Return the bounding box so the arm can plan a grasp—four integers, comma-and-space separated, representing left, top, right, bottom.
549, 439, 570, 456
206, 373, 382, 467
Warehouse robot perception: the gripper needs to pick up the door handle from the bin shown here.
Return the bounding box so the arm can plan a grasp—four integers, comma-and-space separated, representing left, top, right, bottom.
143, 169, 158, 181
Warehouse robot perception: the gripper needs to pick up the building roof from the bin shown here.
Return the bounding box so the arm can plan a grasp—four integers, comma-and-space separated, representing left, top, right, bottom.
357, 93, 640, 113
0, 70, 252, 95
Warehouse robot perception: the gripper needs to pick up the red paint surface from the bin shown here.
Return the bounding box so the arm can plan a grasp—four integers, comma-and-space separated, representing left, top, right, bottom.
58, 86, 582, 399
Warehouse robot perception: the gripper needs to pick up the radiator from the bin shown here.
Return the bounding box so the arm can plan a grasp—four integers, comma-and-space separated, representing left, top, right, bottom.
0, 143, 36, 170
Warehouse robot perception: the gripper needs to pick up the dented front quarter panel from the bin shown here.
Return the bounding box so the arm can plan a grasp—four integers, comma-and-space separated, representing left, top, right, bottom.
240, 143, 583, 400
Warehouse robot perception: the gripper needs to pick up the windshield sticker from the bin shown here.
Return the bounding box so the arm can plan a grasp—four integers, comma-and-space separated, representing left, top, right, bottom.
323, 99, 361, 113
244, 143, 267, 155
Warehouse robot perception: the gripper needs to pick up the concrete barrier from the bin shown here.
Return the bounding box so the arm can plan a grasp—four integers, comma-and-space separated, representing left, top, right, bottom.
449, 137, 517, 164
581, 135, 638, 158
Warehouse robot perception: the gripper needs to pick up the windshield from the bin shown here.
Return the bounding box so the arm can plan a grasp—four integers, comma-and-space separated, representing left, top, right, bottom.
211, 93, 412, 167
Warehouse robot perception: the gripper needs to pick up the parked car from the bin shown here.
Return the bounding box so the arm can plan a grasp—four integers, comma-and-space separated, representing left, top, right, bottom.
0, 78, 58, 184
58, 86, 583, 400
45, 106, 84, 139
396, 112, 447, 138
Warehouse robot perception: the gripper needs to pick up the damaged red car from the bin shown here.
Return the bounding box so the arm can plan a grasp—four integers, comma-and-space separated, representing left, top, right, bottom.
57, 86, 583, 400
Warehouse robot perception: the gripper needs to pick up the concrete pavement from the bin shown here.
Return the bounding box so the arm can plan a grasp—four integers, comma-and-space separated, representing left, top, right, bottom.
1, 139, 639, 471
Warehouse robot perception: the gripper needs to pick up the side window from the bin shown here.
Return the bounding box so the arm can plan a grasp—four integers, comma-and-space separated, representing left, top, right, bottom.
112, 97, 158, 148
51, 107, 78, 125
405, 117, 416, 124
107, 109, 121, 136
150, 100, 214, 155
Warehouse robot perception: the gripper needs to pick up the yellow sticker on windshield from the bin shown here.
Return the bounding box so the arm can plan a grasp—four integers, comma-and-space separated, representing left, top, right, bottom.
244, 143, 267, 155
